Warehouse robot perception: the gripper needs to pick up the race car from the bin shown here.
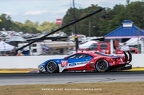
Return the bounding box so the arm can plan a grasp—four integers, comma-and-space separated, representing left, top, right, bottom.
38, 51, 132, 73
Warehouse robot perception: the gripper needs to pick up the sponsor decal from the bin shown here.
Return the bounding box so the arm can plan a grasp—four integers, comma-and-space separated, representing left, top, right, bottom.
76, 61, 88, 65
69, 63, 76, 66
67, 61, 89, 67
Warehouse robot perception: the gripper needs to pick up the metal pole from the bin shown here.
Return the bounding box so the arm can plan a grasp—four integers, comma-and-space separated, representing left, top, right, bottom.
137, 29, 140, 53
89, 21, 91, 37
72, 0, 79, 52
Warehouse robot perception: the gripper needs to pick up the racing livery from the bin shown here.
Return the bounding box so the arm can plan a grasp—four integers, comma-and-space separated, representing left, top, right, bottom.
38, 51, 132, 73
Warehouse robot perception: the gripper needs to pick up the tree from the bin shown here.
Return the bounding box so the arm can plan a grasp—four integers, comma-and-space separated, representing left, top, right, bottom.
0, 14, 12, 31
1, 1, 144, 37
126, 0, 130, 5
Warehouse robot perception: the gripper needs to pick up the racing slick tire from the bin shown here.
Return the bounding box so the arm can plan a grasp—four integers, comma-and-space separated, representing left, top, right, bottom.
46, 61, 59, 73
96, 59, 109, 72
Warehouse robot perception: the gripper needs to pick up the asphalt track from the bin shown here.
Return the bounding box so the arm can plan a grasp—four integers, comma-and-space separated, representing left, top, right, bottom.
0, 71, 144, 86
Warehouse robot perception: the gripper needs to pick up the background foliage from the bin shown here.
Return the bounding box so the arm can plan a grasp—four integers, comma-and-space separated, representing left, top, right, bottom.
0, 1, 144, 36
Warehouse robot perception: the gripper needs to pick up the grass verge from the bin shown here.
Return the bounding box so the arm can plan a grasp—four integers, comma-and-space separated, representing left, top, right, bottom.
0, 82, 144, 95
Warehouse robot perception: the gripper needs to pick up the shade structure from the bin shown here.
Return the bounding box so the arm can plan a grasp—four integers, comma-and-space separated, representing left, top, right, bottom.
9, 36, 26, 42
79, 41, 97, 49
105, 20, 144, 39
0, 41, 14, 51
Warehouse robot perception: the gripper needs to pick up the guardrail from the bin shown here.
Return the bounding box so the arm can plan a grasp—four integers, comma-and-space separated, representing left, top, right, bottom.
0, 54, 143, 69
0, 55, 66, 69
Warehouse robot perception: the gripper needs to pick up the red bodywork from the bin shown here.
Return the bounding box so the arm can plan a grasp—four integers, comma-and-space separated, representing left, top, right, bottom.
65, 51, 130, 72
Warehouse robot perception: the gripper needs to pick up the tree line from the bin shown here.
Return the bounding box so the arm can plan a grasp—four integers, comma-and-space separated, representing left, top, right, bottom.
0, 14, 59, 34
0, 1, 144, 36
63, 1, 144, 36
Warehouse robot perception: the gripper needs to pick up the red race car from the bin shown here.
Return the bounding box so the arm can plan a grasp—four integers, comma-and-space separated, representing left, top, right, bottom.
38, 51, 132, 73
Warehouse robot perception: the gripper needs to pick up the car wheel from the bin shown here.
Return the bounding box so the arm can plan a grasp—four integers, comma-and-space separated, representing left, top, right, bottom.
96, 59, 109, 72
46, 61, 59, 73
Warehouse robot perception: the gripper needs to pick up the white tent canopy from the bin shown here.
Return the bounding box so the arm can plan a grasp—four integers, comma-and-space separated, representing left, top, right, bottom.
79, 41, 97, 49
8, 36, 26, 42
0, 41, 14, 51
126, 38, 142, 45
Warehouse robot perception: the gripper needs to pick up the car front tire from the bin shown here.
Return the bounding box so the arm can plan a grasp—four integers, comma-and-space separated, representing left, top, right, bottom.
46, 61, 59, 73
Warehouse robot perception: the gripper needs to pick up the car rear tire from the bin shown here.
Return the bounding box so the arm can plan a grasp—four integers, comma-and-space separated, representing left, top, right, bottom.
96, 59, 109, 72
46, 61, 59, 73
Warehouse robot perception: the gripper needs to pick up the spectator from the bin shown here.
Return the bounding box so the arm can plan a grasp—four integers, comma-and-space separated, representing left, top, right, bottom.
17, 50, 23, 56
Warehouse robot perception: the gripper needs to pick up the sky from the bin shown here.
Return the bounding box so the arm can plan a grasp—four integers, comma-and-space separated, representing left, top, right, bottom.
0, 0, 139, 23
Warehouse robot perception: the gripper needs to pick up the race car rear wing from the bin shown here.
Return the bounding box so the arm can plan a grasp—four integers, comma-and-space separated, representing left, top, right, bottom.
123, 51, 132, 64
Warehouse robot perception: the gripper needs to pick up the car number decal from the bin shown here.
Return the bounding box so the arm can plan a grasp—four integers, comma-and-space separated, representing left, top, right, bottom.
61, 60, 68, 67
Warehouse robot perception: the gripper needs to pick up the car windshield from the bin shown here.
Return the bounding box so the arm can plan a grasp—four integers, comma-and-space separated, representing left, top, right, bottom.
66, 53, 92, 59
100, 44, 107, 49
